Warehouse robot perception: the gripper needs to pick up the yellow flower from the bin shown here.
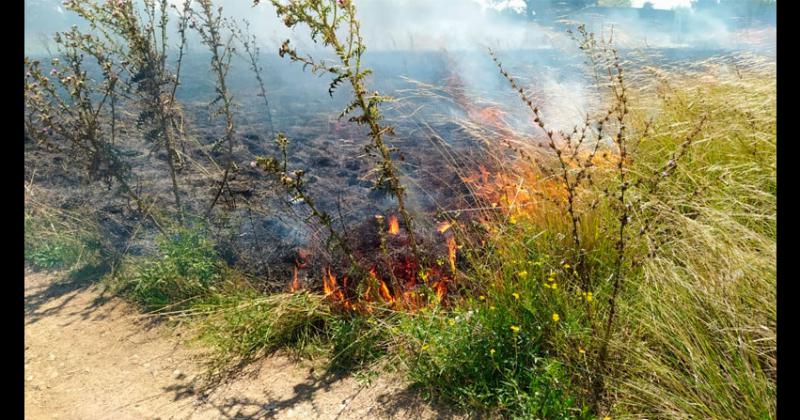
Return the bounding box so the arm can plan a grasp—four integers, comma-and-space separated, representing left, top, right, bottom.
479, 295, 486, 300
512, 292, 520, 300
448, 319, 455, 326
552, 313, 560, 322
585, 292, 593, 302
510, 325, 521, 333
563, 263, 571, 269
603, 417, 611, 420
490, 348, 496, 355
509, 216, 517, 225
551, 283, 558, 289
543, 283, 551, 289
421, 344, 429, 351
489, 306, 496, 311
578, 347, 586, 354
518, 270, 528, 279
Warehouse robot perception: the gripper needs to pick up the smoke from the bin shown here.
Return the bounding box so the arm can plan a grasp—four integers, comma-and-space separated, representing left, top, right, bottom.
25, 0, 776, 54
23, 0, 775, 130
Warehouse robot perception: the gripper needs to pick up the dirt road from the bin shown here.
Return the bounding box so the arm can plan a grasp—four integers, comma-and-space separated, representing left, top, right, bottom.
24, 270, 456, 419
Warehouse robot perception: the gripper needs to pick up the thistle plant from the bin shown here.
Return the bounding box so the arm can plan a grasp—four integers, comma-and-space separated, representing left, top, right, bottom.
253, 0, 422, 267
188, 0, 239, 217
62, 0, 191, 224
24, 31, 166, 234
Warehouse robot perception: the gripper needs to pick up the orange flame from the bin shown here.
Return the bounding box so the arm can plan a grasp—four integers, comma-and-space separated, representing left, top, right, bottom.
446, 235, 457, 274
323, 268, 334, 295
379, 280, 395, 303
323, 267, 344, 301
432, 281, 447, 301
291, 266, 301, 292
437, 221, 452, 234
388, 215, 400, 235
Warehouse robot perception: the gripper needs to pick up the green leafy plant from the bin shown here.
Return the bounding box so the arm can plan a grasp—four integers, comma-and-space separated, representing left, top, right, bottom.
120, 227, 221, 310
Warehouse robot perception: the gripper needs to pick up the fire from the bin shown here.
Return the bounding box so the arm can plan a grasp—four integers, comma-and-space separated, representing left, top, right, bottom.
291, 266, 301, 292
446, 235, 457, 274
323, 268, 345, 301
432, 280, 447, 302
315, 209, 462, 313
320, 262, 453, 313
436, 221, 452, 234
323, 267, 335, 295
379, 280, 395, 303
388, 215, 400, 235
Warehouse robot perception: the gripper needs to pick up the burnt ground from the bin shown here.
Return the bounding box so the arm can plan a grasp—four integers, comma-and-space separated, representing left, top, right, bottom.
25, 47, 773, 292
25, 50, 517, 291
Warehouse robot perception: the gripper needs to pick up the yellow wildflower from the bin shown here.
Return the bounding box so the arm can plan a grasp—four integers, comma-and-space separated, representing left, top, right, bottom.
490, 306, 496, 310
586, 292, 593, 302
509, 216, 517, 224
603, 417, 611, 420
551, 283, 558, 289
510, 325, 521, 333
518, 270, 528, 279
479, 295, 486, 300
448, 319, 455, 326
563, 263, 571, 269
490, 348, 496, 355
421, 344, 429, 351
578, 347, 586, 354
552, 313, 560, 322
512, 292, 520, 300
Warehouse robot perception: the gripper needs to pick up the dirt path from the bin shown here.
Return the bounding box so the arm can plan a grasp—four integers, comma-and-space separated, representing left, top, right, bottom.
24, 270, 457, 419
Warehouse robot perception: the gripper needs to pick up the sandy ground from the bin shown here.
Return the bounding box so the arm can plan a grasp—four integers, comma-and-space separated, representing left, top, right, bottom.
24, 270, 460, 419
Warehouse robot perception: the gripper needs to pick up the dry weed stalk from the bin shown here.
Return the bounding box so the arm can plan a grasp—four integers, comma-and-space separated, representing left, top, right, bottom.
188, 0, 239, 217
61, 0, 191, 224
254, 0, 422, 268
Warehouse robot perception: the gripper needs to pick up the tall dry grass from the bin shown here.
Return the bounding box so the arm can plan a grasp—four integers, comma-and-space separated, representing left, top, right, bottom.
609, 55, 776, 418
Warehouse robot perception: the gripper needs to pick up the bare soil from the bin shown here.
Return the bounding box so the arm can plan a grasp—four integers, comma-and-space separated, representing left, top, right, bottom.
24, 270, 460, 419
